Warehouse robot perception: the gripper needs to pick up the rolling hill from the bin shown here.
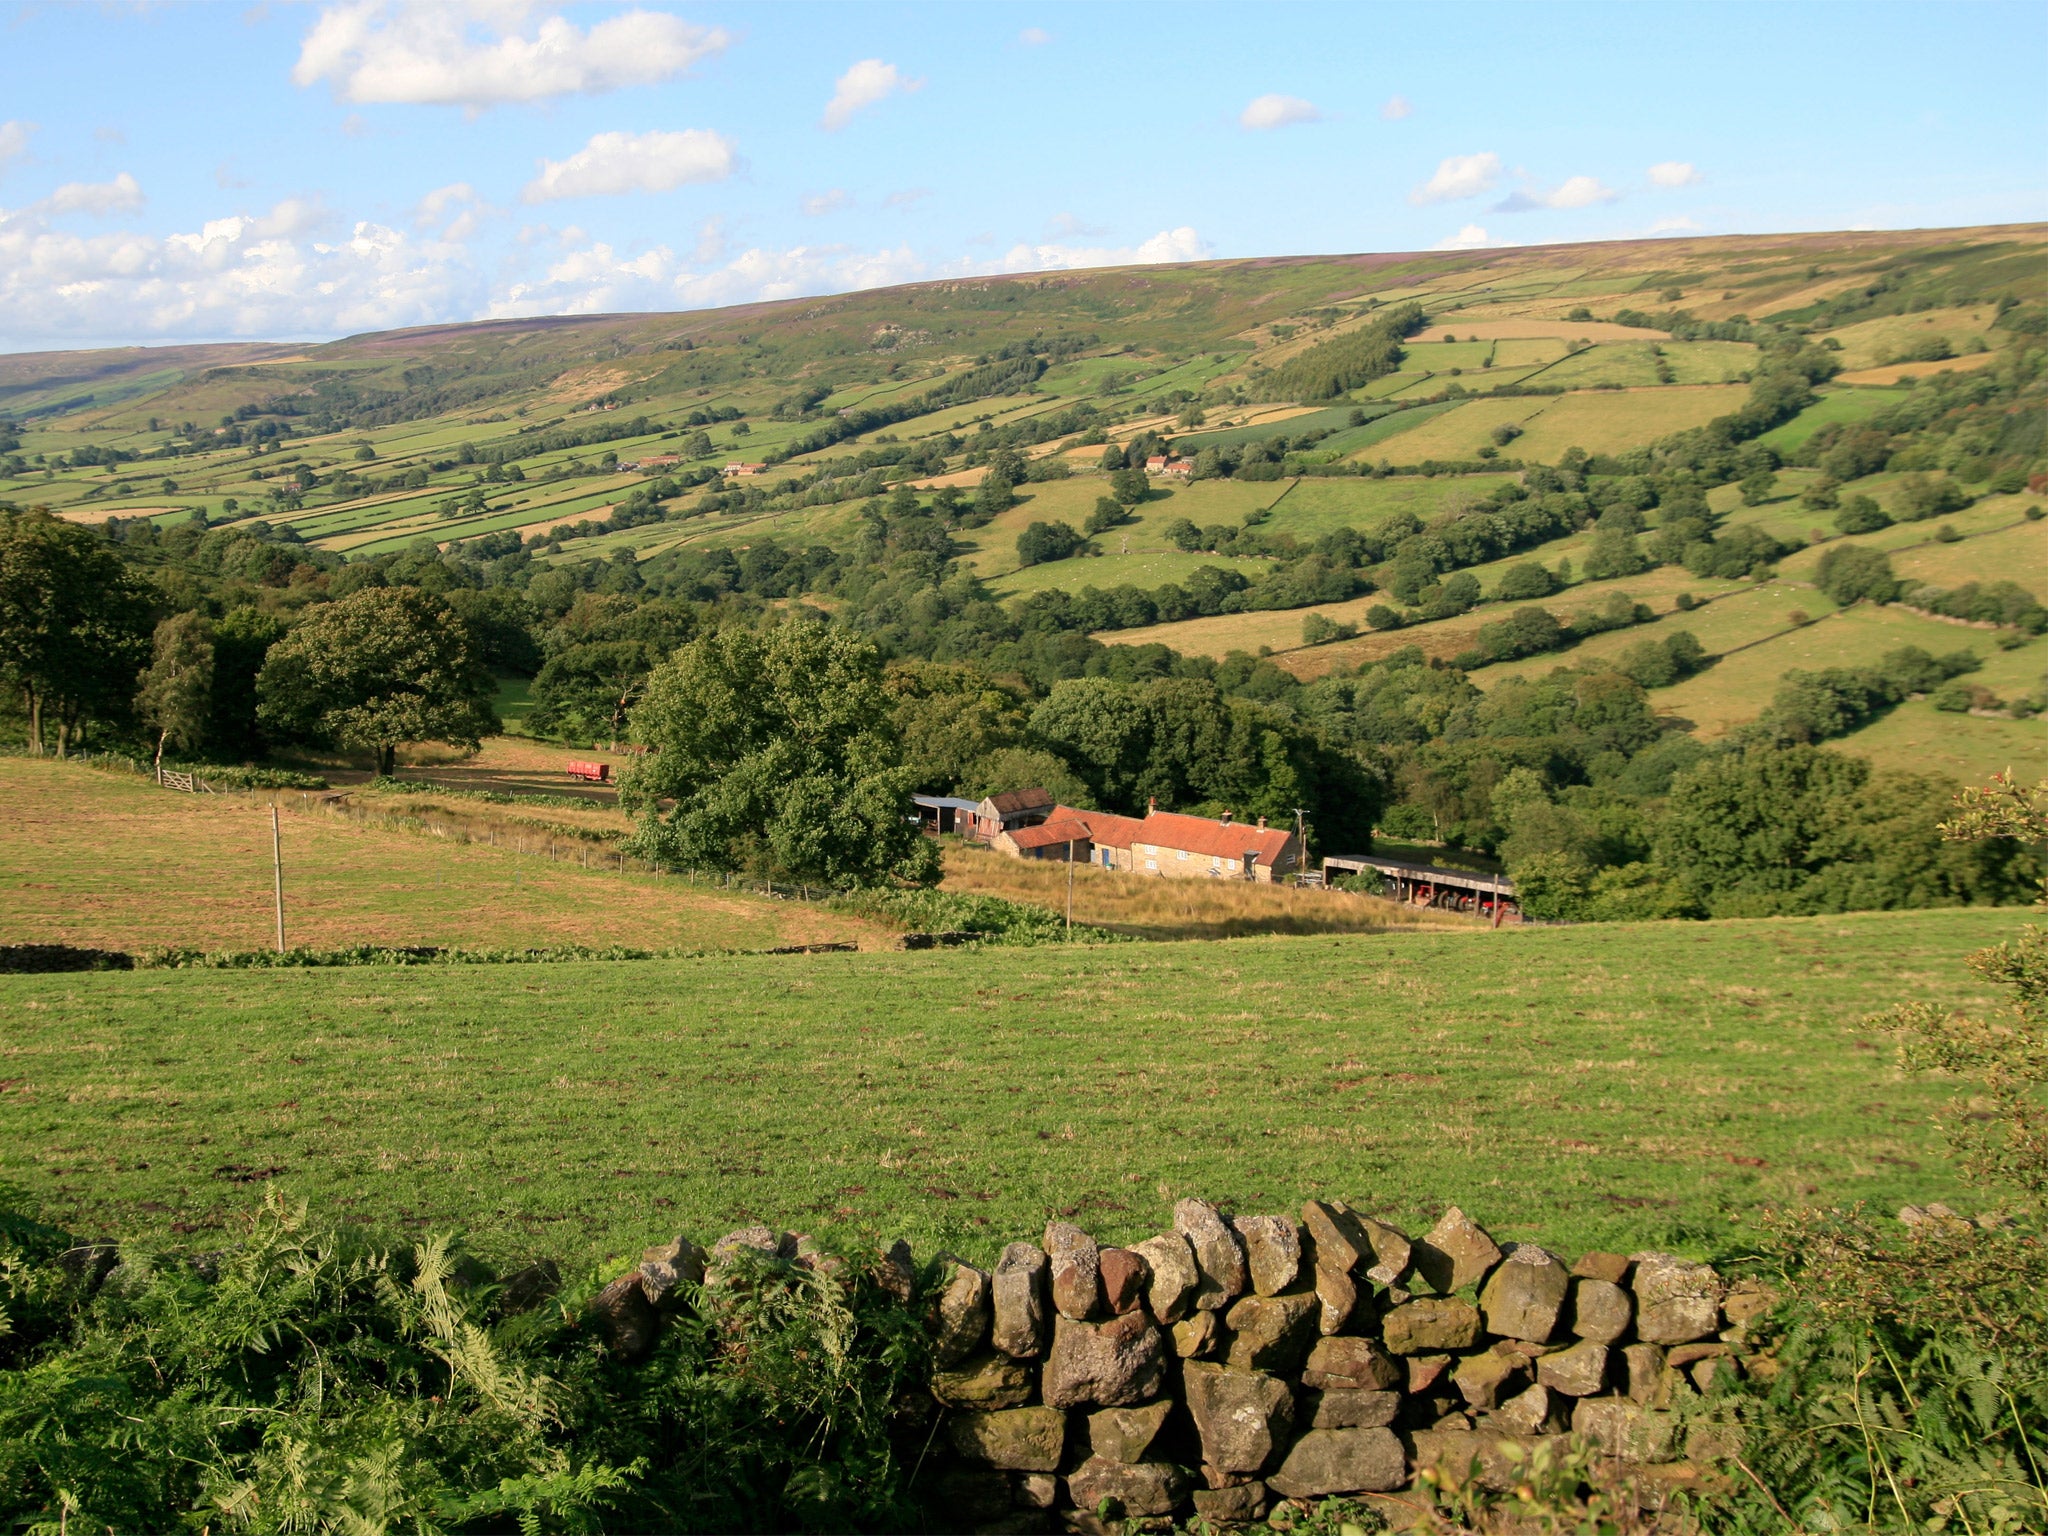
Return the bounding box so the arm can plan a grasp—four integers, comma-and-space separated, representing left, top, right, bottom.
2, 221, 2043, 778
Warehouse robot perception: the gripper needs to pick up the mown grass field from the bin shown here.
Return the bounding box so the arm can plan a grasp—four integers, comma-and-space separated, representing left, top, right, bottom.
0, 906, 2018, 1275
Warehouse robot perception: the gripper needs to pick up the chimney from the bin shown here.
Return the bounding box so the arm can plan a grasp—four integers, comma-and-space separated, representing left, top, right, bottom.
1257, 815, 1267, 829
1220, 809, 1233, 825
1146, 796, 1156, 817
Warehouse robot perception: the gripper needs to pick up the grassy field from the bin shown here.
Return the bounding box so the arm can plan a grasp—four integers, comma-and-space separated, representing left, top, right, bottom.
1348, 386, 1748, 465
1824, 305, 2000, 370
1653, 603, 2026, 738
0, 906, 2018, 1273
1754, 386, 1901, 453
0, 757, 888, 954
1109, 563, 1728, 672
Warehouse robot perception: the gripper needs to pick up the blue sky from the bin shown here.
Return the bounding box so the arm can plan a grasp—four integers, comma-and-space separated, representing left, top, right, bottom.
0, 0, 2042, 352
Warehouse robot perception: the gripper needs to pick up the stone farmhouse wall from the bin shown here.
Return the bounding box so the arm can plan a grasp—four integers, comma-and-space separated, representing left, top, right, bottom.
594, 1196, 1771, 1529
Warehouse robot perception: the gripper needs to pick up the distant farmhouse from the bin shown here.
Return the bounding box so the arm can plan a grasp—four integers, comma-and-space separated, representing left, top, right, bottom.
918, 788, 1302, 882
1144, 453, 1193, 478
723, 461, 768, 477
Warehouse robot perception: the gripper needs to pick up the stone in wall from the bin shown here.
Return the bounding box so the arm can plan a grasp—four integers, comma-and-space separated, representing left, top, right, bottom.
1042, 1311, 1165, 1409
1044, 1221, 1101, 1322
1174, 1198, 1247, 1312
990, 1241, 1049, 1358
929, 1254, 992, 1367
1183, 1361, 1295, 1472
1129, 1231, 1197, 1324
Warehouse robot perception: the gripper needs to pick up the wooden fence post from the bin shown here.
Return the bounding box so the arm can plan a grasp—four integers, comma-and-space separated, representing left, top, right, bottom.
271, 805, 286, 954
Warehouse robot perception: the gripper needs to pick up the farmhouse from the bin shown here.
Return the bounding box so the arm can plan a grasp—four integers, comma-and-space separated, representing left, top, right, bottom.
1144, 453, 1193, 478
630, 454, 681, 471
911, 793, 980, 835
990, 798, 1301, 882
969, 786, 1055, 841
723, 461, 768, 476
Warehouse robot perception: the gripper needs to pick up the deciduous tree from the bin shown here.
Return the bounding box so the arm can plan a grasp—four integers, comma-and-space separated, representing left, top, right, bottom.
256, 586, 497, 776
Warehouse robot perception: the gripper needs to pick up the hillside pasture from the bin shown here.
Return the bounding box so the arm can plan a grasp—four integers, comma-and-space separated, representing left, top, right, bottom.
0, 757, 887, 955
1834, 355, 1999, 386
1311, 400, 1464, 456
1754, 387, 1902, 452
1823, 305, 2000, 370
1413, 319, 1670, 342
1106, 565, 1717, 673
1475, 581, 1843, 691
1261, 472, 1521, 541
0, 906, 2017, 1270
1651, 603, 2012, 739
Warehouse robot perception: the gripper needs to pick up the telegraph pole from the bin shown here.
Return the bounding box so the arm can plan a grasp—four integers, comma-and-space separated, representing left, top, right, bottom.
1290, 807, 1309, 885
1066, 838, 1075, 936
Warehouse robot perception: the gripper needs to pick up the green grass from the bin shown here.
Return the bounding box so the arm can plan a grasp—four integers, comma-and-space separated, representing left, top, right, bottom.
1754, 387, 1901, 453
1262, 472, 1520, 540
1314, 400, 1466, 457
0, 907, 2017, 1271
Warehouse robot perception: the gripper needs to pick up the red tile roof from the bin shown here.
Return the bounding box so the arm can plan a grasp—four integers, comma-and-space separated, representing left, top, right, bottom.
1008, 815, 1097, 850
1133, 811, 1295, 863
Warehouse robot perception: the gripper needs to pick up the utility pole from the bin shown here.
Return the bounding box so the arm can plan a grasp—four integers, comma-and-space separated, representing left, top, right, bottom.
1066, 838, 1075, 936
1290, 806, 1309, 886
270, 805, 286, 954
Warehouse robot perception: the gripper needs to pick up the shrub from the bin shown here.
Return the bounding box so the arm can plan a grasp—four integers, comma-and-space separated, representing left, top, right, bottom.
1015, 520, 1084, 567
1364, 604, 1404, 632
1833, 494, 1892, 535
1493, 561, 1556, 601
1895, 472, 1971, 520
1814, 543, 1901, 605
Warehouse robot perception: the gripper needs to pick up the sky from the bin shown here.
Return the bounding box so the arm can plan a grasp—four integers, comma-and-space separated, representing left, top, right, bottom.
0, 0, 2043, 354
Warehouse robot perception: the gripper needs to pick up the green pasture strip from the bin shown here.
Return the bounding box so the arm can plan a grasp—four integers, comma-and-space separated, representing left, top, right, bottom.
1334, 400, 1468, 457
1754, 387, 1901, 453
0, 907, 2012, 1272
1175, 405, 1365, 451
1318, 400, 1467, 458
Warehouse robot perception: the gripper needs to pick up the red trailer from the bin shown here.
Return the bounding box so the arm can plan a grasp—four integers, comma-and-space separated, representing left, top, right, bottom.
566, 761, 611, 783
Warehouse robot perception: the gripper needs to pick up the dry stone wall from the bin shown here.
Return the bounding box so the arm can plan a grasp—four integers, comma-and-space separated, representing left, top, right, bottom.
592, 1197, 1773, 1529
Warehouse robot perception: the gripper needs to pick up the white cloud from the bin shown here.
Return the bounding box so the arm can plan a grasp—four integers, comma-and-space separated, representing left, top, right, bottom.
1380, 95, 1412, 121
0, 193, 483, 349
802, 188, 851, 217
0, 121, 34, 173
488, 224, 1212, 325
293, 1, 731, 107
1018, 27, 1052, 45
1431, 224, 1503, 250
1047, 211, 1106, 238
884, 187, 931, 210
1240, 93, 1321, 131
47, 173, 145, 215
414, 181, 487, 241
986, 226, 1209, 274
692, 215, 727, 265
1645, 215, 1702, 235
1648, 160, 1701, 188
1492, 174, 1619, 213
522, 129, 736, 203
822, 59, 921, 131
1411, 151, 1502, 204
